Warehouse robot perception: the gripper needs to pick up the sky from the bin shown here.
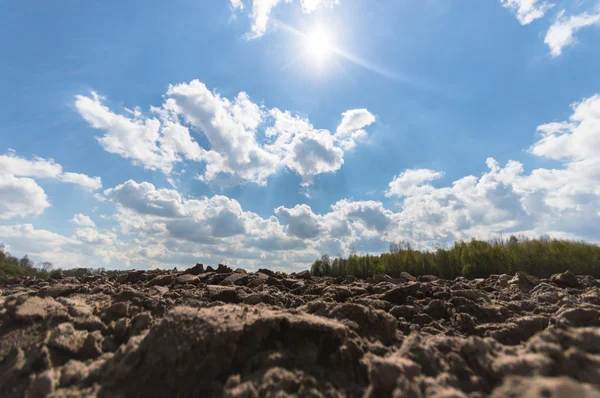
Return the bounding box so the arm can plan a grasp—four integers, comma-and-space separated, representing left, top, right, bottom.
1, 0, 600, 271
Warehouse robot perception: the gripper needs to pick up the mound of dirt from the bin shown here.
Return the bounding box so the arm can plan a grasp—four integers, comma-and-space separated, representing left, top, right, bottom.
1, 268, 599, 397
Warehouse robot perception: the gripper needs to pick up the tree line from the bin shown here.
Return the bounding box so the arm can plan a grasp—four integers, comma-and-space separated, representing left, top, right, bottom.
310, 235, 600, 279
0, 244, 107, 279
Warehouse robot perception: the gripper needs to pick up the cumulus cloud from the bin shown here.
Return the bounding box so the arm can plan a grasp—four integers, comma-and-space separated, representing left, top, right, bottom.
384, 92, 600, 245
104, 180, 186, 218
60, 172, 102, 190
77, 80, 374, 187
0, 174, 50, 219
335, 109, 376, 150
500, 0, 553, 25
545, 10, 600, 57
275, 204, 322, 238
71, 213, 96, 227
386, 169, 444, 198
231, 0, 340, 39
0, 153, 102, 220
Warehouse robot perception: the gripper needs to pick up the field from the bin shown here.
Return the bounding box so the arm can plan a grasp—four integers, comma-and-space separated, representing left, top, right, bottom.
1, 264, 599, 397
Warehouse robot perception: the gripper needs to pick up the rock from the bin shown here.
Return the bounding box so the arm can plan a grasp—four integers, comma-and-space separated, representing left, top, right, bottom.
496, 274, 512, 288
60, 360, 89, 387
130, 312, 152, 336
216, 264, 233, 274
11, 296, 68, 322
80, 331, 103, 359
417, 275, 438, 282
50, 271, 65, 280
551, 270, 581, 288
329, 303, 398, 344
57, 297, 93, 318
206, 285, 239, 303
424, 299, 451, 319
374, 274, 392, 283
553, 305, 600, 327
509, 271, 541, 293
114, 318, 131, 343
104, 302, 129, 319
400, 272, 417, 282
47, 323, 88, 355
491, 353, 554, 377
152, 286, 169, 296
27, 369, 59, 398
73, 315, 105, 332
412, 313, 434, 326
185, 263, 205, 275
97, 305, 351, 397
220, 273, 249, 286
174, 274, 200, 285
297, 270, 311, 280
257, 268, 277, 277
390, 305, 417, 321
490, 376, 600, 398
365, 355, 421, 391
150, 274, 174, 286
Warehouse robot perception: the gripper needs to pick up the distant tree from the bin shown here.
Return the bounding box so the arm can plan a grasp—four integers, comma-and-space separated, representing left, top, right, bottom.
19, 255, 34, 270
390, 242, 400, 253
40, 261, 54, 272
320, 254, 331, 276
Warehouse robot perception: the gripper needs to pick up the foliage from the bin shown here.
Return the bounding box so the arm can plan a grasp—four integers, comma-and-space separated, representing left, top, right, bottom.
0, 244, 108, 279
310, 235, 600, 279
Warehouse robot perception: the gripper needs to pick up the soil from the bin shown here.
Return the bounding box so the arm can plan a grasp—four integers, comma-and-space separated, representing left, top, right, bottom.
1, 267, 599, 397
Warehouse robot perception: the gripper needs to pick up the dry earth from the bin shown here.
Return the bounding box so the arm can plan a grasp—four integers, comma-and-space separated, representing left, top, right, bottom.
1, 264, 600, 397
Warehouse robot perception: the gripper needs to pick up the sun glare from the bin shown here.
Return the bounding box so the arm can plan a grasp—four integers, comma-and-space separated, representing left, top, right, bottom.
306, 28, 332, 59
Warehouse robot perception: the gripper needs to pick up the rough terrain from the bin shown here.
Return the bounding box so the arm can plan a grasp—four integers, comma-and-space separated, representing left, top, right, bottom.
1, 264, 600, 397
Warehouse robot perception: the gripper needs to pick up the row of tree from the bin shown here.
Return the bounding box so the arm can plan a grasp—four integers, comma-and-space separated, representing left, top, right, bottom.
310, 235, 600, 279
0, 244, 55, 278
0, 244, 108, 278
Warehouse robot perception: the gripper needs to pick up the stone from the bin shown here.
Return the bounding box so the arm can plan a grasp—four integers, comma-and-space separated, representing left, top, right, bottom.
130, 312, 152, 336
489, 376, 600, 398
297, 270, 312, 280
48, 323, 88, 355
216, 264, 233, 274
60, 360, 89, 387
27, 369, 59, 398
550, 270, 581, 288
12, 296, 68, 322
104, 302, 129, 319
174, 274, 200, 285
185, 263, 205, 275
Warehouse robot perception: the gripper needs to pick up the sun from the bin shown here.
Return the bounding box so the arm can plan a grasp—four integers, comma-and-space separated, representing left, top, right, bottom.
306, 28, 332, 59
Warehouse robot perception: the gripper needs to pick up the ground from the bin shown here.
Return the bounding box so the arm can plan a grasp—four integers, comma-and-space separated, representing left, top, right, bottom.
1, 266, 599, 397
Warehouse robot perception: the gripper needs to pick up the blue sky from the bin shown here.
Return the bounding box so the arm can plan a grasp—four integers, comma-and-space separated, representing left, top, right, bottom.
1, 0, 600, 271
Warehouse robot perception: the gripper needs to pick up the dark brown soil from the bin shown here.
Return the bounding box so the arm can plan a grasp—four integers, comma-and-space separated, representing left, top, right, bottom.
1, 268, 599, 397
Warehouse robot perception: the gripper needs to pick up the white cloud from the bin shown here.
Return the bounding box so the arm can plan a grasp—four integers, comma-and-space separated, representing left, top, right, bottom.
71, 213, 96, 227
0, 174, 50, 219
545, 11, 600, 57
386, 168, 443, 198
105, 180, 186, 218
0, 153, 102, 220
60, 172, 102, 190
383, 92, 600, 245
77, 80, 374, 187
500, 0, 553, 25
275, 204, 322, 238
230, 0, 244, 12
335, 109, 376, 150
75, 92, 180, 174
231, 0, 341, 39
0, 154, 62, 178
